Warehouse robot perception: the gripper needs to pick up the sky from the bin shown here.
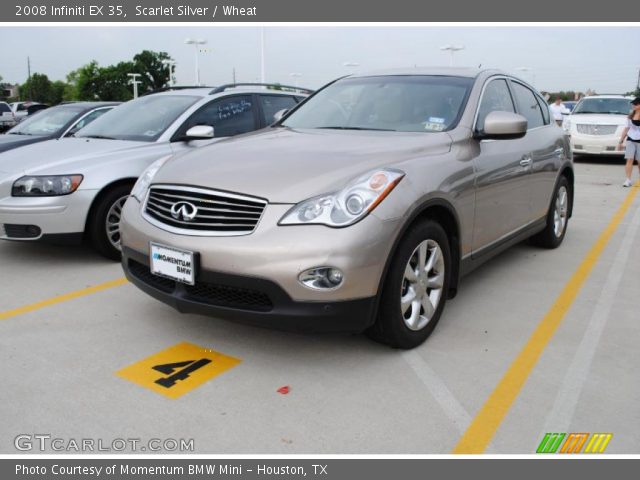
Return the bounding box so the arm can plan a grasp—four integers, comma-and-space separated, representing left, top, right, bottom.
0, 26, 638, 94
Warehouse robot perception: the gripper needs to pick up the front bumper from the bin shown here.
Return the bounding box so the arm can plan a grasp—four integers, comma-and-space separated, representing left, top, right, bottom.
0, 189, 97, 240
122, 247, 377, 333
569, 133, 622, 155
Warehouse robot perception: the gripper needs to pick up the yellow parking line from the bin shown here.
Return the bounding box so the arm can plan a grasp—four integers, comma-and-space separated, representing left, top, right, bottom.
453, 184, 640, 454
0, 277, 129, 321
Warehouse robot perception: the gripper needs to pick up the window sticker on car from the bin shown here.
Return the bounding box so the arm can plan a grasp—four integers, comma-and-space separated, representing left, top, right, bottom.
428, 117, 445, 124
423, 122, 445, 131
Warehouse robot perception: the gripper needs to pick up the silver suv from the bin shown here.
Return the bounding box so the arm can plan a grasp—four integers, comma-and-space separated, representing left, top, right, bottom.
0, 84, 309, 259
120, 68, 573, 348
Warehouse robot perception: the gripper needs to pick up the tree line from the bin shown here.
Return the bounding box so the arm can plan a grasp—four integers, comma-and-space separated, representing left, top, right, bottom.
1, 50, 174, 105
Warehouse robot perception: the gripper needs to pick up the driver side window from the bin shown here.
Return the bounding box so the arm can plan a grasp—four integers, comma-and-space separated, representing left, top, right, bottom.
181, 95, 256, 138
476, 79, 515, 132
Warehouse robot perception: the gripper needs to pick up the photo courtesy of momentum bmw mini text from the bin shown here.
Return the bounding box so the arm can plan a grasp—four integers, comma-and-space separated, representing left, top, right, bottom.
0, 1, 639, 479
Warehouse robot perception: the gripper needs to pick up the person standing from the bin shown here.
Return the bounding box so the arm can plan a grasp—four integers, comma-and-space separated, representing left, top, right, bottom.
549, 97, 570, 126
618, 97, 640, 187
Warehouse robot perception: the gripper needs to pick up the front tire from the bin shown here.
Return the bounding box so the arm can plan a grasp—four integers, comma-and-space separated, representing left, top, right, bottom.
367, 220, 451, 349
87, 184, 133, 261
530, 176, 571, 249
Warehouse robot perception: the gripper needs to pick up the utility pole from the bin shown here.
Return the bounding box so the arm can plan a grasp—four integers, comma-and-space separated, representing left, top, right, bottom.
27, 56, 32, 100
233, 67, 236, 84
127, 73, 142, 99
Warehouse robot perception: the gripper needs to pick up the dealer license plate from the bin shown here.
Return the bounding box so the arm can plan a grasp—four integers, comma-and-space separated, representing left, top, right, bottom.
150, 243, 196, 285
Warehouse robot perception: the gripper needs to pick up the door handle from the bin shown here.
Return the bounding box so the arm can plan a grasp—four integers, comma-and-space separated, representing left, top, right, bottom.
553, 147, 565, 157
520, 156, 532, 167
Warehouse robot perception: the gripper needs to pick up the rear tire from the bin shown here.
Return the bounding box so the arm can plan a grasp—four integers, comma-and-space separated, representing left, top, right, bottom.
367, 220, 451, 349
87, 184, 133, 261
530, 176, 571, 249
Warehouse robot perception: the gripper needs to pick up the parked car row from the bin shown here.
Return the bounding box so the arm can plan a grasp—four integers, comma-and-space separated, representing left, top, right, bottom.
1, 71, 574, 348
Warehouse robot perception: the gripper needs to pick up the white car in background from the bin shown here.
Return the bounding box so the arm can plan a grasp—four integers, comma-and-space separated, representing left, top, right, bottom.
0, 84, 310, 259
563, 95, 632, 156
0, 102, 16, 131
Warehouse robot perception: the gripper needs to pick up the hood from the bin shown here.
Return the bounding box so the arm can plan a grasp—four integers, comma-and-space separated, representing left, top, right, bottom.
568, 113, 628, 125
0, 137, 151, 175
153, 127, 452, 203
0, 134, 49, 154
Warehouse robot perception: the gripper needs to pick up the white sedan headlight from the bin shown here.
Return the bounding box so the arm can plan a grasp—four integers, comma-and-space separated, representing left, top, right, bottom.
279, 168, 405, 227
12, 175, 83, 196
131, 156, 172, 202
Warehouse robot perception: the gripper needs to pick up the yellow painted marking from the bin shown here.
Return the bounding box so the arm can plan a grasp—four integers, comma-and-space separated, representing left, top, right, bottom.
0, 277, 129, 321
453, 185, 640, 454
116, 342, 241, 399
597, 433, 613, 453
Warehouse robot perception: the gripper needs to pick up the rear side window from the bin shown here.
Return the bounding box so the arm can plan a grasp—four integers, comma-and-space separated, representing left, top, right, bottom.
259, 95, 298, 124
0, 103, 10, 113
476, 79, 515, 132
511, 82, 544, 129
536, 95, 550, 125
181, 95, 256, 137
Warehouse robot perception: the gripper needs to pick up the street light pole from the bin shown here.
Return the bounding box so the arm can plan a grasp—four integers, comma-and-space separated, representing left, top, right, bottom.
185, 38, 207, 86
127, 73, 142, 99
162, 60, 176, 87
440, 45, 465, 66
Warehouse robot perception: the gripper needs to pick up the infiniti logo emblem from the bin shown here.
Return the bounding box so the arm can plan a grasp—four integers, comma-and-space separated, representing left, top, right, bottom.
170, 201, 198, 221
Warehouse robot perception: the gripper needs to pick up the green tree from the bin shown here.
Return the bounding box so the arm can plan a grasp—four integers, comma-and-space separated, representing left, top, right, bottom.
20, 73, 52, 103
133, 50, 172, 93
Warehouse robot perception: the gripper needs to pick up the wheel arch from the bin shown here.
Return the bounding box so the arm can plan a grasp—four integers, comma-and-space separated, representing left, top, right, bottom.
376, 197, 463, 310
83, 177, 138, 235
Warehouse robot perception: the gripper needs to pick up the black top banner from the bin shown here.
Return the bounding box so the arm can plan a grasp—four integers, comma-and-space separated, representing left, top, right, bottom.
2, 0, 638, 22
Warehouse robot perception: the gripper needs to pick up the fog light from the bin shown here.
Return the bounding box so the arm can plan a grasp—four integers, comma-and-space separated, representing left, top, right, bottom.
299, 267, 344, 290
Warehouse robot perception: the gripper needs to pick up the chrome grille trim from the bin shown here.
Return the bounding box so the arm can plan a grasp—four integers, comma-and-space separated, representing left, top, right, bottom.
576, 124, 618, 136
142, 185, 267, 237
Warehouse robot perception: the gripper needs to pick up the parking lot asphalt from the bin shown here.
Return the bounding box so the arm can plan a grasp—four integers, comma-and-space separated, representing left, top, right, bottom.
1, 157, 638, 454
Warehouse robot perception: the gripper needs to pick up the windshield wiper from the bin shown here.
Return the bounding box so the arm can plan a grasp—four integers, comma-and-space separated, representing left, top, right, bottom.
317, 126, 396, 131
81, 134, 117, 140
8, 131, 30, 135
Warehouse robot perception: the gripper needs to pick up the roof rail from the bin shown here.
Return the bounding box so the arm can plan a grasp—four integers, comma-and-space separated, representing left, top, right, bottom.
209, 83, 314, 95
142, 85, 215, 96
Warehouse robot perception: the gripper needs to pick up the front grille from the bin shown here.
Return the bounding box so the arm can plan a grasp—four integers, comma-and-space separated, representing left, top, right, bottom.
144, 185, 267, 236
3, 224, 41, 239
576, 124, 617, 136
184, 283, 273, 312
128, 259, 273, 312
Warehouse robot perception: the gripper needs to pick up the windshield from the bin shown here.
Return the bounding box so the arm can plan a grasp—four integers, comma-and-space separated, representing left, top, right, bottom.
282, 75, 473, 132
8, 106, 81, 136
573, 98, 631, 115
77, 95, 199, 142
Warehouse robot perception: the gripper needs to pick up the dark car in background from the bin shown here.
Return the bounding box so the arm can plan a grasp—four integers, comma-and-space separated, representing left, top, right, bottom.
0, 102, 118, 154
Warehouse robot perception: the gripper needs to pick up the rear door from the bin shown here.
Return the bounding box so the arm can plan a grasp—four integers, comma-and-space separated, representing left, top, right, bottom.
509, 80, 560, 222
471, 77, 533, 253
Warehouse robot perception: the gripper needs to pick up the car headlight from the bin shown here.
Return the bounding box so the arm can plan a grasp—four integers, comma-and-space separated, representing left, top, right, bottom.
279, 168, 405, 227
562, 118, 571, 133
131, 156, 172, 202
12, 175, 83, 197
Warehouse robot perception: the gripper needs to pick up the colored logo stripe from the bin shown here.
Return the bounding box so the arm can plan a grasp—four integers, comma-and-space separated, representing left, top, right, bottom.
536, 433, 565, 453
584, 433, 612, 454
560, 433, 589, 453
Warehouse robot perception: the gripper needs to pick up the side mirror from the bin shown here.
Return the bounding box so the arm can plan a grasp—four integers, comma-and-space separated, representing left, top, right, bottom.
184, 125, 214, 140
476, 111, 528, 140
273, 109, 288, 122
